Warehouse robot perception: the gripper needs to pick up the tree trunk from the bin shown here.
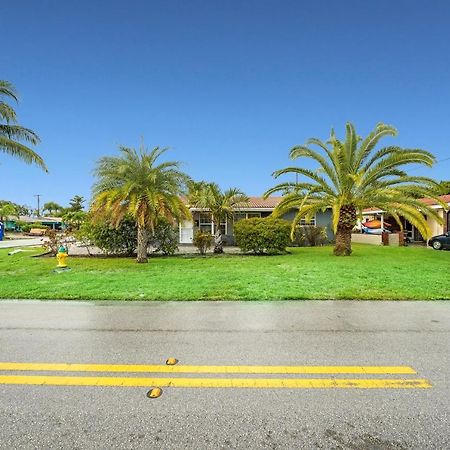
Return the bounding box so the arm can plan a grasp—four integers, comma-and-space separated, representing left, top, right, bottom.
334, 226, 353, 256
213, 220, 224, 254
136, 225, 148, 263
333, 205, 357, 256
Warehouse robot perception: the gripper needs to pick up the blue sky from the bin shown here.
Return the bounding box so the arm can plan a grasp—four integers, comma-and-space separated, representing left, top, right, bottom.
2, 0, 450, 209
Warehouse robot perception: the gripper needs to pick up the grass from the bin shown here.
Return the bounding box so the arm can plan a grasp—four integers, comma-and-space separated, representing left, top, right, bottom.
0, 245, 449, 301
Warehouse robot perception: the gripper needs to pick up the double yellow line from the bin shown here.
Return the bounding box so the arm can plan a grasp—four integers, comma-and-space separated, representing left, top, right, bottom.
0, 362, 431, 389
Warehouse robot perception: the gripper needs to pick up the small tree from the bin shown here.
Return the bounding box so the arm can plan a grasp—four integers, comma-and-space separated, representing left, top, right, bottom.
192, 230, 213, 255
42, 229, 69, 255
188, 181, 249, 253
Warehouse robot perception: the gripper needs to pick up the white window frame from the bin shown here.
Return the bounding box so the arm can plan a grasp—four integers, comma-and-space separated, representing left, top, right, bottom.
299, 215, 316, 226
198, 212, 227, 235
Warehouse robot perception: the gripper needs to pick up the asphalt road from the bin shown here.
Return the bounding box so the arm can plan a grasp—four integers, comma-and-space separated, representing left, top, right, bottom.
0, 300, 449, 450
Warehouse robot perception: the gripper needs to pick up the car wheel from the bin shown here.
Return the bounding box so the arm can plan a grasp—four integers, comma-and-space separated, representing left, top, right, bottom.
432, 240, 443, 250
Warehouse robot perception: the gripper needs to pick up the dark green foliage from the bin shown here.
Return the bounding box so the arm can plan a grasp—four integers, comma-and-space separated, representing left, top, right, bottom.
78, 216, 179, 256
62, 211, 87, 231
148, 218, 179, 256
79, 217, 137, 256
293, 226, 328, 247
69, 195, 86, 212
192, 230, 213, 255
21, 223, 47, 233
234, 218, 291, 254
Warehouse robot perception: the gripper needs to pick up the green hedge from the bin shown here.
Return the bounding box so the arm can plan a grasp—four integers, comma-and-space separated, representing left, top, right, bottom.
234, 217, 291, 254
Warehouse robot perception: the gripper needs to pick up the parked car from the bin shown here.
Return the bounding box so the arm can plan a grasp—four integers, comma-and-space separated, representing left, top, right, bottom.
428, 232, 450, 250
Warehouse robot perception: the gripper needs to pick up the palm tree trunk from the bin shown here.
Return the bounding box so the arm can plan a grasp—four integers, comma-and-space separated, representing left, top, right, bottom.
136, 225, 148, 263
333, 205, 356, 256
213, 220, 224, 254
334, 226, 353, 256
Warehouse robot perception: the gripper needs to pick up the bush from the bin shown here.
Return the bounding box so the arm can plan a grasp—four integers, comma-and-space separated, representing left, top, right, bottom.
292, 225, 328, 247
21, 223, 47, 233
148, 218, 178, 256
234, 218, 291, 254
77, 216, 179, 256
42, 229, 69, 255
192, 230, 213, 255
78, 217, 137, 256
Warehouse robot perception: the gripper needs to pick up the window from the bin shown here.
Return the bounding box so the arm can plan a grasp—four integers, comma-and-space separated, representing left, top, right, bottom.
299, 216, 316, 226
233, 213, 247, 222
233, 212, 261, 221
199, 213, 212, 233
198, 213, 227, 234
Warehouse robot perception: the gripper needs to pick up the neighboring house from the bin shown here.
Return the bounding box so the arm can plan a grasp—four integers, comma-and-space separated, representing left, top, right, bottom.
5, 215, 63, 231
179, 196, 334, 245
362, 194, 450, 242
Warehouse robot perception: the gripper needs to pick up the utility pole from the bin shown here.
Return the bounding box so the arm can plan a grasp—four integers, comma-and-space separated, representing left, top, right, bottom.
34, 194, 42, 217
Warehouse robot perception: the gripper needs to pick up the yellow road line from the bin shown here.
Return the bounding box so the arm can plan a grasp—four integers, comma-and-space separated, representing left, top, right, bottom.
0, 375, 431, 388
0, 363, 417, 374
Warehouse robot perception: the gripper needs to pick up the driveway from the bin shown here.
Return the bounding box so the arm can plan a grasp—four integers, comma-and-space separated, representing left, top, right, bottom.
0, 238, 43, 249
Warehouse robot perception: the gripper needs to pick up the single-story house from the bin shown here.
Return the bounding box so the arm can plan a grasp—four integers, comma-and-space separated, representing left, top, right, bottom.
361, 194, 450, 242
179, 196, 334, 245
4, 215, 63, 231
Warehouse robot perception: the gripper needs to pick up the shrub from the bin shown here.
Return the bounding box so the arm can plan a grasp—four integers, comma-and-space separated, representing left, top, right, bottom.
42, 229, 69, 255
148, 218, 178, 256
293, 225, 328, 247
78, 217, 137, 256
21, 223, 47, 233
77, 216, 179, 256
192, 230, 213, 255
234, 218, 291, 254
62, 211, 87, 231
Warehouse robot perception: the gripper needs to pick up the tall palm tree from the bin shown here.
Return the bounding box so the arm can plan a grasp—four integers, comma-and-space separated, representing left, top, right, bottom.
188, 181, 249, 253
265, 122, 443, 256
43, 201, 63, 216
0, 80, 47, 171
92, 145, 191, 263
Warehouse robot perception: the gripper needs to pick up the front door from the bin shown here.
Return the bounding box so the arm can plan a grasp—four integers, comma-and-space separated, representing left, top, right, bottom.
179, 221, 194, 244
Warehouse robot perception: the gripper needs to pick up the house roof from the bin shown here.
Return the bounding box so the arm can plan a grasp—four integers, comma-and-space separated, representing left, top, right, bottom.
419, 194, 450, 206
362, 194, 450, 214
245, 196, 282, 208
185, 196, 283, 210
6, 215, 62, 223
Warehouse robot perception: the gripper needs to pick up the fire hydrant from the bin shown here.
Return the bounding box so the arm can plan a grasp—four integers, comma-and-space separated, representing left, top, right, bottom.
56, 245, 68, 268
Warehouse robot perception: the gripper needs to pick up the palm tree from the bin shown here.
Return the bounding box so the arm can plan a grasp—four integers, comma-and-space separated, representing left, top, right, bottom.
0, 203, 18, 223
43, 201, 63, 216
92, 145, 191, 263
265, 122, 443, 256
0, 81, 47, 171
188, 181, 249, 253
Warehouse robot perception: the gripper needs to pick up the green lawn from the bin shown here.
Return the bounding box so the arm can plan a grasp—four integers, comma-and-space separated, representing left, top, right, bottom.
0, 245, 449, 300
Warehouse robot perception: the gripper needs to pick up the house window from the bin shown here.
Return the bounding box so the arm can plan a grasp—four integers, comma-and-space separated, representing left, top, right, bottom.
198, 213, 227, 234
233, 212, 262, 221
233, 213, 247, 222
199, 213, 213, 233
299, 216, 316, 226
